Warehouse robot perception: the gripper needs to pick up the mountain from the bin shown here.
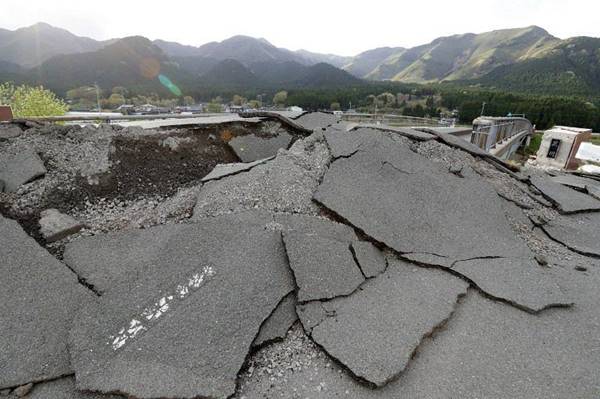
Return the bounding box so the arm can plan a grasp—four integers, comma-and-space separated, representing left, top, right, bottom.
475, 36, 600, 96
197, 59, 259, 88
294, 50, 352, 68
171, 55, 220, 77
197, 59, 363, 89
30, 36, 192, 94
0, 22, 111, 68
342, 47, 404, 78
344, 26, 558, 82
293, 63, 362, 88
194, 35, 307, 65
153, 39, 205, 57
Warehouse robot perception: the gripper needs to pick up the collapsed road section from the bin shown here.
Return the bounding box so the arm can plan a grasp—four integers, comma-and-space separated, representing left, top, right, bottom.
0, 113, 599, 399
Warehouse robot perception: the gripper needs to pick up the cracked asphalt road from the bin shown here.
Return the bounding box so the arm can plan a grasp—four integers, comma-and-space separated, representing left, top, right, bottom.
1, 113, 599, 399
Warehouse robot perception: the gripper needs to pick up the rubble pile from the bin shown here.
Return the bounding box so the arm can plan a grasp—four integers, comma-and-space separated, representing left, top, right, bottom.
0, 113, 599, 399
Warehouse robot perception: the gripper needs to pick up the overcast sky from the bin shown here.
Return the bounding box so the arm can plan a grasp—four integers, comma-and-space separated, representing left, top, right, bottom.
2, 0, 599, 55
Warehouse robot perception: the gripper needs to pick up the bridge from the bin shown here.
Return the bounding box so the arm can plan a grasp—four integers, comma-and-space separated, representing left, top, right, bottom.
470, 116, 534, 160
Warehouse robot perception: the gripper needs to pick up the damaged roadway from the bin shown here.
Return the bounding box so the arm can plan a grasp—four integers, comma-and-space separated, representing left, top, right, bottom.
0, 113, 599, 399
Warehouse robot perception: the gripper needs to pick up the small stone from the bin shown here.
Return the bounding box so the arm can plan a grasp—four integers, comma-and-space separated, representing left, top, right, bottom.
13, 383, 33, 397
535, 254, 548, 266
575, 266, 588, 272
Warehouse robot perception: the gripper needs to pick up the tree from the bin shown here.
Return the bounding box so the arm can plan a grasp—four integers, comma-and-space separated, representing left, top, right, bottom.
232, 94, 246, 106
377, 92, 396, 107
273, 91, 288, 107
330, 102, 341, 111
112, 86, 129, 97
0, 83, 68, 117
183, 96, 195, 106
248, 99, 262, 109
107, 93, 126, 108
206, 101, 223, 113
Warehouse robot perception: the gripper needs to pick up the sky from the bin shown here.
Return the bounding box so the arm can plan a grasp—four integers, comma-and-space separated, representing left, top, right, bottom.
2, 0, 599, 56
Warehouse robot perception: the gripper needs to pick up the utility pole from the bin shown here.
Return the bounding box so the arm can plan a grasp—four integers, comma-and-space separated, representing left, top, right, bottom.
94, 83, 101, 112
480, 102, 486, 116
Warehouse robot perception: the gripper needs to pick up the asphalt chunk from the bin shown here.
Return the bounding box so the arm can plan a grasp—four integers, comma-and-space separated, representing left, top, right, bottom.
201, 157, 274, 182
294, 112, 340, 131
542, 212, 600, 257
68, 213, 294, 399
550, 173, 600, 191
22, 377, 122, 399
253, 292, 298, 347
530, 176, 600, 214
297, 259, 468, 387
323, 127, 382, 158
351, 241, 387, 278
0, 148, 46, 192
283, 232, 364, 302
274, 213, 357, 242
229, 132, 292, 163
0, 215, 94, 389
314, 133, 532, 262
451, 257, 572, 312
38, 209, 84, 243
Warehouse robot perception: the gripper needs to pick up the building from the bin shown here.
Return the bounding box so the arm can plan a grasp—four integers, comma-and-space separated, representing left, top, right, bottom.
534, 126, 592, 170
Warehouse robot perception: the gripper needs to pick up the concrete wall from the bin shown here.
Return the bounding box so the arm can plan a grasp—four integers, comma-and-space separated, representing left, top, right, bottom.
536, 129, 591, 169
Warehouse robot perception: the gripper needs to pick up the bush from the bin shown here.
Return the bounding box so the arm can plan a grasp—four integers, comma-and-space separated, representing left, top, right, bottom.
0, 83, 68, 117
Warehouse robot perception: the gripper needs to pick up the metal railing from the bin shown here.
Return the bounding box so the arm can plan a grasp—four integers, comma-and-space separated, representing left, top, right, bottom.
12, 113, 228, 124
341, 113, 446, 127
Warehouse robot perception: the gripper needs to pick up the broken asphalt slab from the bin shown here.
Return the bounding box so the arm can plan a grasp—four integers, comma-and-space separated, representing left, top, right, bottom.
201, 157, 274, 183
0, 215, 94, 389
0, 148, 46, 192
0, 124, 23, 140
9, 377, 122, 399
193, 133, 330, 218
451, 257, 571, 312
273, 212, 358, 242
253, 292, 298, 348
324, 126, 382, 158
294, 112, 340, 131
296, 259, 469, 387
240, 265, 600, 399
314, 132, 532, 263
351, 241, 387, 278
312, 132, 572, 312
38, 208, 84, 242
228, 131, 292, 162
541, 212, 600, 257
530, 175, 600, 214
354, 124, 436, 141
550, 173, 600, 191
68, 213, 295, 399
283, 232, 364, 302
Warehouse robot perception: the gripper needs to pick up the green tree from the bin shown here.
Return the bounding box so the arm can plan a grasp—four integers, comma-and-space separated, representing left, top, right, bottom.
112, 86, 129, 97
0, 83, 68, 117
330, 102, 341, 111
206, 101, 223, 113
183, 96, 195, 106
107, 93, 126, 108
273, 91, 288, 107
248, 99, 262, 109
232, 94, 246, 106
377, 92, 396, 107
